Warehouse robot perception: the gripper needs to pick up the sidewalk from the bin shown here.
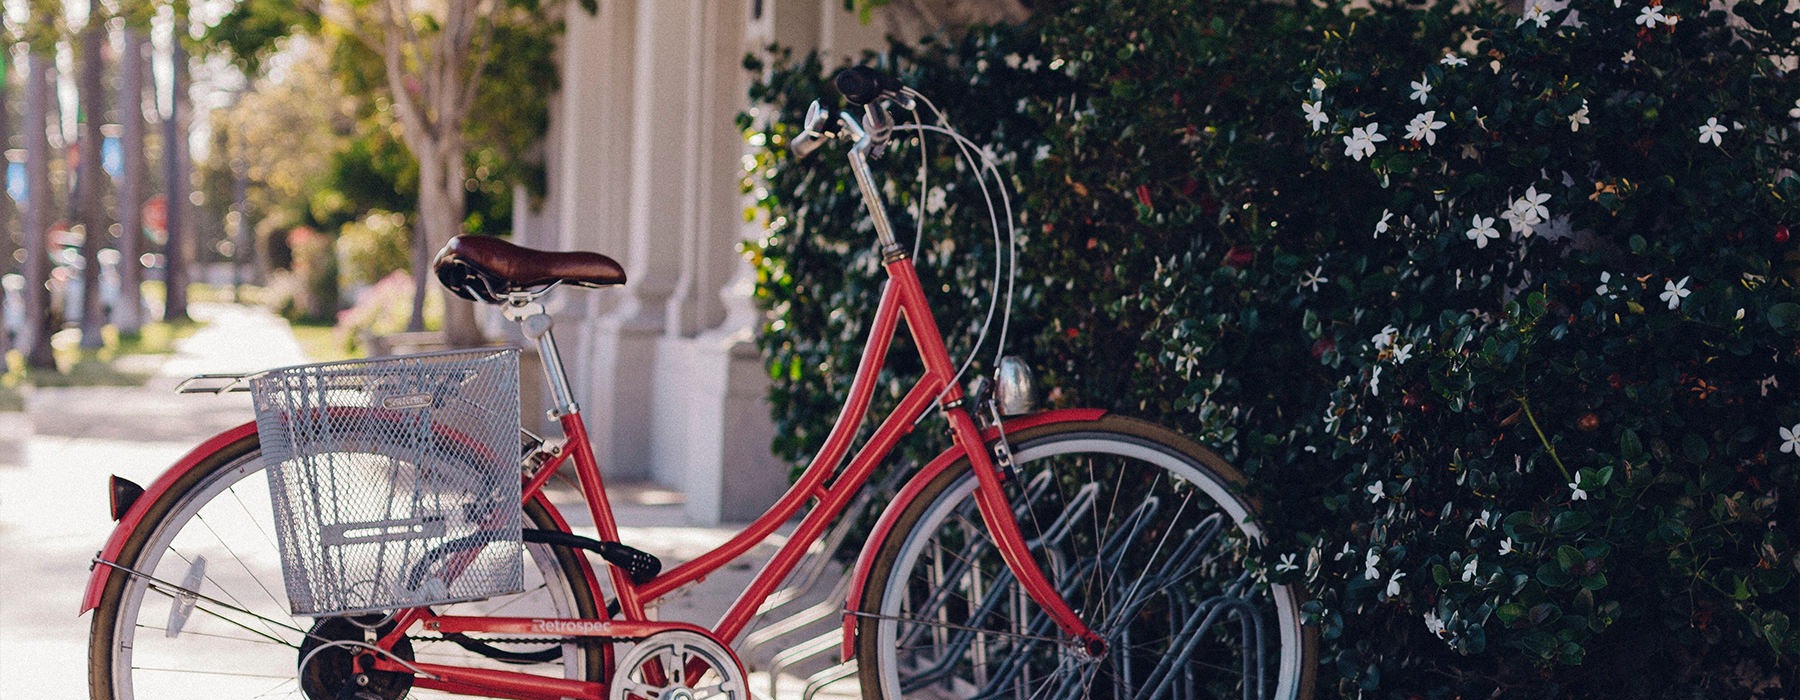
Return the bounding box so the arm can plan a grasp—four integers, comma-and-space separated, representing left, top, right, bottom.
0, 303, 854, 699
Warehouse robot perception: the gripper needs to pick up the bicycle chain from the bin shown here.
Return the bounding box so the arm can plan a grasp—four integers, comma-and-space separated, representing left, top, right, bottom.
406, 634, 603, 646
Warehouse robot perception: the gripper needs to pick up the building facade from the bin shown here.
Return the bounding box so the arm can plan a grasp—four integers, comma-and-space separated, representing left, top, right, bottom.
510, 1, 890, 524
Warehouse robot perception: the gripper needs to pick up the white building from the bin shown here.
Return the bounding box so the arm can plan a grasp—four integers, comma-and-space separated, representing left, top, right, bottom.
508, 1, 897, 525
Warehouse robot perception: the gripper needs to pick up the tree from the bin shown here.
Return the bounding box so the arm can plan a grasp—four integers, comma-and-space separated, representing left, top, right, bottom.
75, 0, 108, 348
162, 0, 193, 324
19, 0, 58, 370
0, 8, 15, 359
329, 0, 580, 343
114, 0, 155, 335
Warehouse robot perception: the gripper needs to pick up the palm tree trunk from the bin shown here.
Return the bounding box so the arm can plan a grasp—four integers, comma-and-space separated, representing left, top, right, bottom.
162, 16, 191, 323
21, 16, 57, 370
76, 0, 109, 349
115, 24, 150, 335
0, 10, 16, 358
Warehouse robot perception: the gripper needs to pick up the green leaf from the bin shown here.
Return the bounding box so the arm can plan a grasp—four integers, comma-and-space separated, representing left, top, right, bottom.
1768, 302, 1800, 332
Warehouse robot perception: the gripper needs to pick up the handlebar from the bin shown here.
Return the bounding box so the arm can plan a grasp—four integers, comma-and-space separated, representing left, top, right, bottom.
790, 66, 917, 253
834, 66, 905, 107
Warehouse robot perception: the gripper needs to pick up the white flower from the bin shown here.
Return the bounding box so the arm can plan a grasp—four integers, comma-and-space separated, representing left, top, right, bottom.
1375, 209, 1394, 236
1336, 542, 1354, 561
1303, 101, 1330, 132
1780, 423, 1800, 454
1392, 343, 1415, 365
1790, 98, 1800, 120
1760, 376, 1780, 397
1569, 480, 1588, 501
1621, 50, 1637, 65
1386, 569, 1406, 597
1423, 610, 1447, 636
1441, 53, 1468, 67
1660, 275, 1691, 309
1502, 206, 1537, 237
1461, 556, 1480, 582
1312, 77, 1327, 92
1409, 75, 1433, 104
1518, 4, 1551, 27
1698, 117, 1727, 146
1517, 185, 1551, 223
1022, 55, 1042, 72
1370, 365, 1383, 396
1276, 553, 1300, 573
1005, 53, 1022, 69
1466, 215, 1500, 249
1635, 4, 1667, 26
1569, 100, 1591, 132
1364, 550, 1381, 580
1343, 123, 1387, 161
1404, 111, 1446, 145
1367, 481, 1387, 503
925, 187, 948, 215
1372, 325, 1399, 350
1498, 537, 1515, 555
1596, 271, 1623, 298
1298, 266, 1329, 292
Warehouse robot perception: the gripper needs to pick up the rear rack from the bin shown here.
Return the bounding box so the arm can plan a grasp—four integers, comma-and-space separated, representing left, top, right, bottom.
175, 372, 264, 394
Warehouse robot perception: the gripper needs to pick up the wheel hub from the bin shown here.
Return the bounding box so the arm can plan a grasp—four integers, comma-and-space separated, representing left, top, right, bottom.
298, 615, 415, 700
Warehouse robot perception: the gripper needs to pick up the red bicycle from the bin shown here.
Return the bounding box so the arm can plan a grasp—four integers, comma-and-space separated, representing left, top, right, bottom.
82, 68, 1314, 700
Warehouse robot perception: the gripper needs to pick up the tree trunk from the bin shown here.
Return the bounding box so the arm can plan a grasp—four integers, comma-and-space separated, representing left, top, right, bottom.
115, 25, 150, 335
0, 10, 15, 358
21, 22, 56, 370
163, 22, 191, 323
76, 0, 109, 349
408, 141, 480, 345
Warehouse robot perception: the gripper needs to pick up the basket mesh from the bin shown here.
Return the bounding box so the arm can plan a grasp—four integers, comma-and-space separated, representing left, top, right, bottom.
251, 348, 524, 617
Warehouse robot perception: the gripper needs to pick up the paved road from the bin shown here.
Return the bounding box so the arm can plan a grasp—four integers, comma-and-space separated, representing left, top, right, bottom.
0, 304, 308, 698
0, 303, 853, 699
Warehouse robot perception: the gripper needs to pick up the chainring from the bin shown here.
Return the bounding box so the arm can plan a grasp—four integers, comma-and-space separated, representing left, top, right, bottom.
298, 615, 416, 700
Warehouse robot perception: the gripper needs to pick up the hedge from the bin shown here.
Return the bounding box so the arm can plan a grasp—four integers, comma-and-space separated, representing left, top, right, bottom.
744, 0, 1799, 696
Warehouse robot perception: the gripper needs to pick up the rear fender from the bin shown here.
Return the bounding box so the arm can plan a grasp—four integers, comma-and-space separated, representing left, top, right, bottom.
82, 422, 259, 614
838, 408, 1105, 660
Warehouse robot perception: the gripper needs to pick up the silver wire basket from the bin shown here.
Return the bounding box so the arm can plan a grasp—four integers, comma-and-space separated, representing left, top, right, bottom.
250, 348, 524, 617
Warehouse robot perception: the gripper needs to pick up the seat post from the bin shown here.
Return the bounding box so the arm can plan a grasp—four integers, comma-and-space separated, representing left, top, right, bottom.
504, 295, 580, 418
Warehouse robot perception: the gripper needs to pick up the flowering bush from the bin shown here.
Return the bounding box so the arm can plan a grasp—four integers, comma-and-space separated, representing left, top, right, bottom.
748, 0, 1799, 695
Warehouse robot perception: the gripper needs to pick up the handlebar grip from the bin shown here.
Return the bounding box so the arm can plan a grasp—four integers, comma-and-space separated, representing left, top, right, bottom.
834, 66, 903, 107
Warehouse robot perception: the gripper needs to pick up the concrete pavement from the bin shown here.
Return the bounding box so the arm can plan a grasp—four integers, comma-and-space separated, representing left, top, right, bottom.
0, 303, 855, 699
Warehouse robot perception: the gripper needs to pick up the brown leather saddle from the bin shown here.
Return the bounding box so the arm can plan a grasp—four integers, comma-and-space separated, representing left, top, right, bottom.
433, 235, 626, 303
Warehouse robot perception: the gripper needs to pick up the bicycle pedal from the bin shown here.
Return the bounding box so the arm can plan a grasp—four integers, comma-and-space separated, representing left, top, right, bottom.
597, 542, 663, 585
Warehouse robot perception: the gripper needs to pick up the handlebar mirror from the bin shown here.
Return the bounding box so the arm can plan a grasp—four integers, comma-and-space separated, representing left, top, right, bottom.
804, 100, 834, 133
791, 100, 838, 161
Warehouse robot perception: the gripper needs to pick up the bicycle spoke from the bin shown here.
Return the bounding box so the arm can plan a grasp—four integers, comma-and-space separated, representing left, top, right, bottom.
859, 422, 1310, 699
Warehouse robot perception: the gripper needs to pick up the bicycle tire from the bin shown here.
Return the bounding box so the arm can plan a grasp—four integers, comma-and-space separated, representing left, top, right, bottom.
856, 415, 1316, 699
87, 431, 605, 699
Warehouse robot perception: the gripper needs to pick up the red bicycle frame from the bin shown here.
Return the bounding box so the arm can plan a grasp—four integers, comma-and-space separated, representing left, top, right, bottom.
352, 251, 1102, 698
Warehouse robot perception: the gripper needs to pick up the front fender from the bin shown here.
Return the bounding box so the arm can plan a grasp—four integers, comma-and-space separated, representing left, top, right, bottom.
81, 421, 260, 614
839, 408, 1105, 660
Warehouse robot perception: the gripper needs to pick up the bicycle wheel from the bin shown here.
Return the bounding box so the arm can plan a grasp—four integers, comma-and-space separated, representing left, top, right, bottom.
857, 415, 1315, 699
88, 431, 606, 699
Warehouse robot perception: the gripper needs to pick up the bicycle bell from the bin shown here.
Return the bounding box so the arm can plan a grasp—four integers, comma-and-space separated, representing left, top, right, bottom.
995, 356, 1037, 416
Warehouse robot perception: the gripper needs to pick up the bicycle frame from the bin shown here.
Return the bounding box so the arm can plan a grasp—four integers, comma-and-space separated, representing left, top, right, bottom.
360, 248, 1102, 697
